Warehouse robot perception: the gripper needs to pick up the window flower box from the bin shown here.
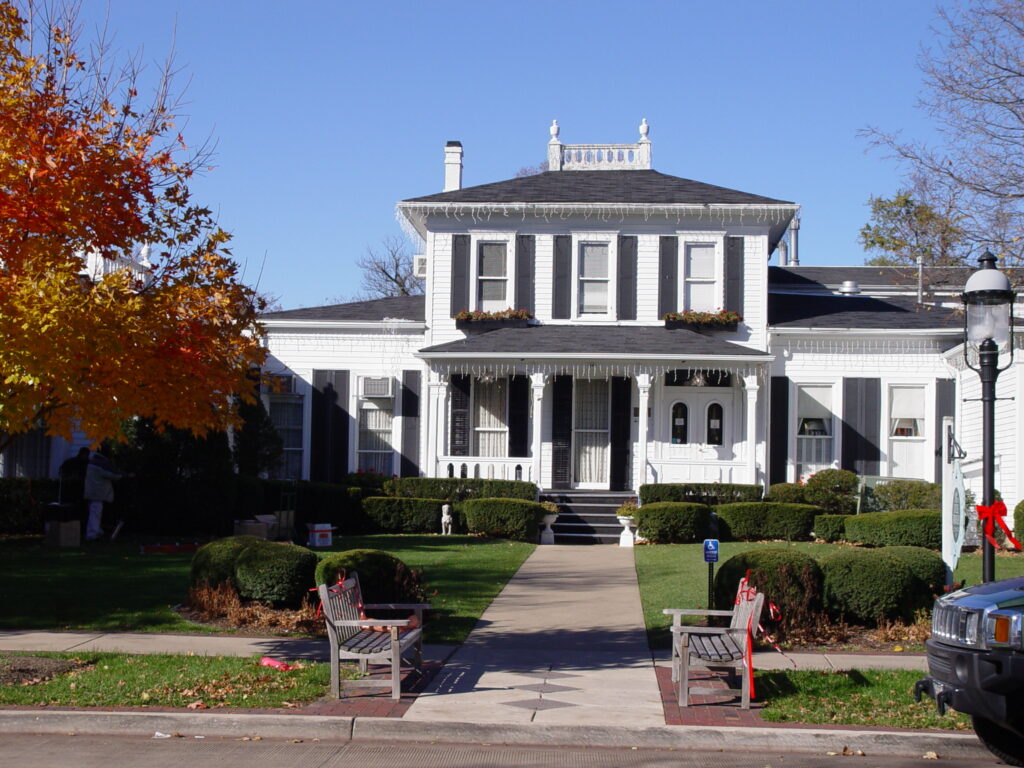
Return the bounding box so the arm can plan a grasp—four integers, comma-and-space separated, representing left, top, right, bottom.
663, 310, 741, 331
454, 308, 533, 330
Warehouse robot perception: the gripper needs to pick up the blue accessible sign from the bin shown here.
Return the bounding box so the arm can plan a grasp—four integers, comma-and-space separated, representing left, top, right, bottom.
703, 539, 720, 563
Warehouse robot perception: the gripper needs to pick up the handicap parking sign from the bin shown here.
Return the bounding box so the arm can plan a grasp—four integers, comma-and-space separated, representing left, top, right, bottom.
703, 539, 720, 563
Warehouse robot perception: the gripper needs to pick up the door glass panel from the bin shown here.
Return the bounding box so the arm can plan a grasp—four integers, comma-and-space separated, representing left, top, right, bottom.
574, 379, 609, 484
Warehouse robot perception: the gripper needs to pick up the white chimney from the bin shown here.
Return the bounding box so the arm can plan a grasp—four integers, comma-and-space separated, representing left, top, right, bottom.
788, 217, 800, 266
777, 240, 789, 267
444, 141, 463, 192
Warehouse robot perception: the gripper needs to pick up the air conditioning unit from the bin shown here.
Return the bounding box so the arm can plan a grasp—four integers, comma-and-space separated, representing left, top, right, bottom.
413, 255, 427, 279
359, 376, 394, 398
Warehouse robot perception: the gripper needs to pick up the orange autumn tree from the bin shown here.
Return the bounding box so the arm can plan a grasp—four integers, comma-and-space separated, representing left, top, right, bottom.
0, 2, 266, 453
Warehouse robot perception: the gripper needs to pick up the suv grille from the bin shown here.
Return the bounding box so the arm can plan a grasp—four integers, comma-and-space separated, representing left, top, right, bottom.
932, 603, 981, 647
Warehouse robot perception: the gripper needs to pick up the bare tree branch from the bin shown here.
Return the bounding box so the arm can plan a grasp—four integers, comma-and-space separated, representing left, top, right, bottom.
354, 235, 423, 299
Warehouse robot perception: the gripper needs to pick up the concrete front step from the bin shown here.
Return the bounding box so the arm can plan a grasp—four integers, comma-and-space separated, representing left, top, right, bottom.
540, 490, 634, 545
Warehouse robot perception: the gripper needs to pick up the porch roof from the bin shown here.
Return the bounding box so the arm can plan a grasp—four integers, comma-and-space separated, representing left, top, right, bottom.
768, 293, 962, 330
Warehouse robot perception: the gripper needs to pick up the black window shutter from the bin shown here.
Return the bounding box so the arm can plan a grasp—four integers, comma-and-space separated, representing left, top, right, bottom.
842, 377, 881, 475
726, 236, 744, 316
617, 236, 637, 320
508, 375, 530, 457
515, 235, 535, 315
400, 370, 421, 477
552, 235, 572, 320
450, 235, 470, 317
551, 376, 573, 488
609, 377, 632, 490
769, 376, 789, 484
449, 374, 471, 456
311, 370, 349, 483
934, 378, 956, 481
659, 236, 678, 318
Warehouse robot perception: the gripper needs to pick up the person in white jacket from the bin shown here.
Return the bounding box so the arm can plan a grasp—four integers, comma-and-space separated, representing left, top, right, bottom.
83, 451, 124, 541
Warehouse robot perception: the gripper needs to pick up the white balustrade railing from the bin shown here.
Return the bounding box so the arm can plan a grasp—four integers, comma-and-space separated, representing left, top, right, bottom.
558, 143, 651, 170
436, 456, 533, 483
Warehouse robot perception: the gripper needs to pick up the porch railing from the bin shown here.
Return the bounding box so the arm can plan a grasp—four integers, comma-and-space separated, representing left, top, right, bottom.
436, 456, 533, 483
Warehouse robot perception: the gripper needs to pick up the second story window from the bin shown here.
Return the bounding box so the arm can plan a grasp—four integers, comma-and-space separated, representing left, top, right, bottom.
683, 243, 716, 312
477, 243, 507, 312
579, 242, 609, 314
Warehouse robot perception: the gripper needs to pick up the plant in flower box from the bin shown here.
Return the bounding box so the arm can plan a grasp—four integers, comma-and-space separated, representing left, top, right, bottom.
454, 308, 534, 329
663, 309, 741, 330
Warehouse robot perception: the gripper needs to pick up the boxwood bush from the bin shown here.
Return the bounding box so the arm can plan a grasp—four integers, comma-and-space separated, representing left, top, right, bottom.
314, 548, 425, 604
765, 483, 807, 504
363, 497, 444, 533
844, 510, 942, 549
820, 548, 916, 624
639, 483, 762, 506
233, 541, 319, 608
190, 535, 263, 587
634, 502, 711, 543
461, 497, 544, 542
804, 469, 858, 515
1015, 499, 1024, 548
871, 479, 941, 512
383, 478, 537, 501
713, 548, 824, 636
883, 546, 947, 611
813, 514, 848, 543
714, 502, 819, 541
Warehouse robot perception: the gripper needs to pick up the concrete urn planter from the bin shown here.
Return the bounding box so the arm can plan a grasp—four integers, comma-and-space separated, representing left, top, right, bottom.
540, 513, 559, 545
616, 515, 635, 548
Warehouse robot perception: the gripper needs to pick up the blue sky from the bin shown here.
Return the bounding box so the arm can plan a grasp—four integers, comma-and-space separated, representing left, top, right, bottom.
76, 1, 949, 309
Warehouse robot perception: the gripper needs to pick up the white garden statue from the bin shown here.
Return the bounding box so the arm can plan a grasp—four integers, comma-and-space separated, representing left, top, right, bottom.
441, 503, 453, 535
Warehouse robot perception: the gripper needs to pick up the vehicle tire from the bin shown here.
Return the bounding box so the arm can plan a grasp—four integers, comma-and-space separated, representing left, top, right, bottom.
972, 715, 1024, 766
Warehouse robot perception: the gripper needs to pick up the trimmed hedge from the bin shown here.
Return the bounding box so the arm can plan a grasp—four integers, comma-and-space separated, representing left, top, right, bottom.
820, 548, 916, 624
843, 510, 942, 549
363, 497, 444, 534
639, 483, 762, 506
383, 478, 537, 501
260, 479, 366, 536
634, 502, 711, 543
804, 469, 858, 515
190, 535, 263, 587
713, 548, 824, 636
461, 497, 543, 542
813, 514, 847, 543
1015, 499, 1024, 547
765, 483, 807, 504
0, 477, 60, 535
314, 548, 425, 604
714, 502, 820, 541
233, 541, 319, 608
872, 479, 942, 512
883, 546, 947, 612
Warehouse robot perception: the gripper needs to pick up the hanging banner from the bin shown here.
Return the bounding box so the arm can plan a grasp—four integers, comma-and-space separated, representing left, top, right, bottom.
941, 418, 967, 583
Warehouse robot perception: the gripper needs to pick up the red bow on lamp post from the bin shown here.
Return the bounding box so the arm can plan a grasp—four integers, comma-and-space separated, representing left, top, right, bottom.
976, 501, 1021, 551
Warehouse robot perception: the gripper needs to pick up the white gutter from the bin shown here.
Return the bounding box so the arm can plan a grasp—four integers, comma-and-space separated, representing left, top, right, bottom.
261, 320, 426, 331
416, 351, 774, 363
769, 327, 961, 337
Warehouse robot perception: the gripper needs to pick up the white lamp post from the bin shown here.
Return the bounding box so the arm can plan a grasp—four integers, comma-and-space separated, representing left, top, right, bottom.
962, 251, 1015, 583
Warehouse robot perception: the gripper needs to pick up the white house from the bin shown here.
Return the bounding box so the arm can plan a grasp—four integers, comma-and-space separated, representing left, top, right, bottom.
258, 122, 1024, 538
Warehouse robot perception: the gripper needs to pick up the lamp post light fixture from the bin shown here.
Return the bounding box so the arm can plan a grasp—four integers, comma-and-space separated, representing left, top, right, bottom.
962, 250, 1015, 583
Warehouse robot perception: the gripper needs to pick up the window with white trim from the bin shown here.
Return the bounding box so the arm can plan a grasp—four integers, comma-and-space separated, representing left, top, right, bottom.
473, 377, 508, 457
358, 402, 393, 475
477, 242, 507, 312
265, 374, 303, 480
795, 385, 833, 480
670, 402, 689, 444
888, 385, 927, 478
706, 402, 724, 445
578, 242, 609, 314
683, 243, 716, 312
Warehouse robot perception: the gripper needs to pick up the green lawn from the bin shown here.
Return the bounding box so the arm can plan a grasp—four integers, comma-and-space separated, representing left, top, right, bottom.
0, 535, 534, 644
634, 541, 1024, 649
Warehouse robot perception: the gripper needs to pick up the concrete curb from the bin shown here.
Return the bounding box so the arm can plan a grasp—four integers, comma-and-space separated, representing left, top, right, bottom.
0, 709, 989, 759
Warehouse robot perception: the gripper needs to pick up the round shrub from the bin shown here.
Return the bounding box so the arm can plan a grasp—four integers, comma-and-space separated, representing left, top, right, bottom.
233, 540, 319, 608
189, 535, 263, 587
634, 502, 711, 543
883, 546, 946, 611
820, 548, 917, 624
363, 497, 444, 533
843, 510, 941, 549
714, 502, 819, 541
804, 469, 858, 515
461, 498, 543, 542
813, 514, 847, 543
1015, 499, 1024, 549
713, 548, 824, 636
872, 479, 942, 512
766, 483, 807, 504
314, 548, 424, 604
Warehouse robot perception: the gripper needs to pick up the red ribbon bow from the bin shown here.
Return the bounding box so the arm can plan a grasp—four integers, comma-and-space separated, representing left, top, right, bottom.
977, 501, 1021, 550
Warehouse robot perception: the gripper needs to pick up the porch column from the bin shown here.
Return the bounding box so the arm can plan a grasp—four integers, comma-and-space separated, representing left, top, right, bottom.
530, 373, 546, 487
426, 372, 446, 478
744, 374, 759, 485
637, 373, 651, 487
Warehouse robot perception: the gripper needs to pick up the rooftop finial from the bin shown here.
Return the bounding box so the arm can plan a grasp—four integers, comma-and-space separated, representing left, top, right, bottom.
549, 119, 560, 144
638, 118, 650, 142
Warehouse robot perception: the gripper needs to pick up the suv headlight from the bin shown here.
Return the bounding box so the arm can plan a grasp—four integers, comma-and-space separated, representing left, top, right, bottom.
984, 610, 1023, 649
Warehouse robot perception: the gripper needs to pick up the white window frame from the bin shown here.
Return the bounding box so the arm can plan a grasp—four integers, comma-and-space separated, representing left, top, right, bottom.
570, 232, 617, 321
793, 382, 836, 482
469, 232, 516, 313
887, 383, 929, 479
357, 399, 395, 476
472, 377, 509, 457
669, 400, 689, 445
674, 231, 725, 314
264, 373, 306, 481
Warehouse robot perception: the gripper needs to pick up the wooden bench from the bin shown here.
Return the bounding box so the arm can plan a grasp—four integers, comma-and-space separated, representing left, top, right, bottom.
318, 572, 431, 699
663, 581, 764, 709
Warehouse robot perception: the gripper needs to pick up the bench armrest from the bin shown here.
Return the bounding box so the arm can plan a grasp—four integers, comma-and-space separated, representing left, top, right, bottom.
330, 618, 411, 628
663, 608, 734, 617
671, 625, 736, 635
362, 602, 432, 610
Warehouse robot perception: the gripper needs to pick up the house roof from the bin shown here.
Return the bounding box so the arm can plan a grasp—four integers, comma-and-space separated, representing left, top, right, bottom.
261, 295, 426, 323
418, 324, 769, 359
403, 170, 793, 206
769, 265, 971, 292
768, 293, 962, 330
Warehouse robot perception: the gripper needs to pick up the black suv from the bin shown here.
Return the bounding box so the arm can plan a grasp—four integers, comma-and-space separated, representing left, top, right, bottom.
916, 576, 1024, 765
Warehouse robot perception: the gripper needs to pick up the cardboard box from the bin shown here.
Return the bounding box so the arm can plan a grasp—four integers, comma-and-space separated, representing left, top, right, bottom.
44, 519, 80, 547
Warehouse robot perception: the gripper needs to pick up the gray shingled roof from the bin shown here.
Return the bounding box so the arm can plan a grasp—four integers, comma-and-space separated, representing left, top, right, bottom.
261, 295, 425, 322
769, 265, 970, 292
769, 293, 961, 330
404, 170, 793, 206
419, 325, 767, 357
